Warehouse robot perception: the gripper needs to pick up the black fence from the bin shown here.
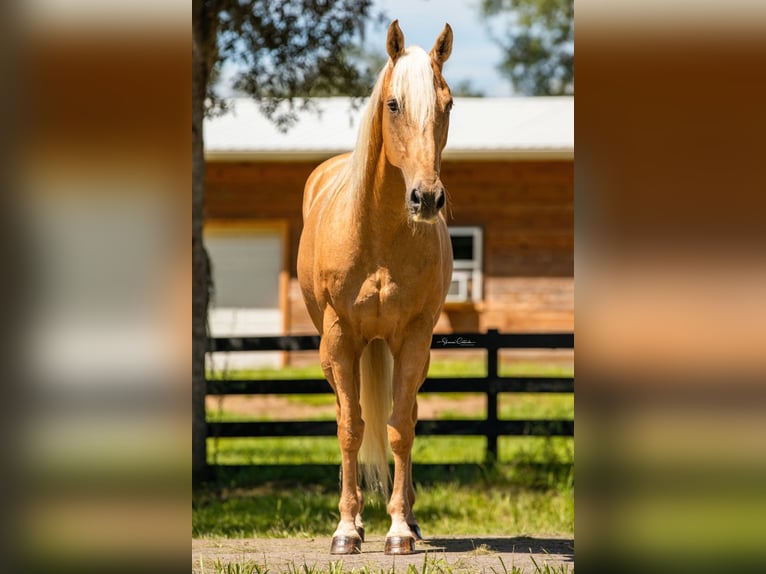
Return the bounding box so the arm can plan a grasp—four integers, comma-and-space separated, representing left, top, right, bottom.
206, 329, 573, 463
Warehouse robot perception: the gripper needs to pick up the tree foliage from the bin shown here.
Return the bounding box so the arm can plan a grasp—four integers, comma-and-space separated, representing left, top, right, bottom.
205, 0, 381, 128
481, 0, 573, 96
450, 79, 486, 97
192, 0, 378, 481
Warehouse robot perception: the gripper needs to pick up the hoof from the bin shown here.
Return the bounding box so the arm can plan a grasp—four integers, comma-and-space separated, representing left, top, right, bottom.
384, 536, 415, 555
330, 535, 361, 555
356, 526, 365, 542
408, 523, 423, 541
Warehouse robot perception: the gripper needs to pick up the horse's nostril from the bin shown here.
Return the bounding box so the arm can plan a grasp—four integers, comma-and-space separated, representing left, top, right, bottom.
436, 191, 445, 210
410, 189, 421, 206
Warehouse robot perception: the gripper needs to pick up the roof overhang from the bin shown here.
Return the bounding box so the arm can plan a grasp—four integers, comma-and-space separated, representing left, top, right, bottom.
204, 97, 574, 162
205, 148, 573, 163
204, 150, 347, 162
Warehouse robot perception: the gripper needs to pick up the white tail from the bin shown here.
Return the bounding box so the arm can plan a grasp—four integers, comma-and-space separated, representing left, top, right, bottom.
358, 338, 393, 498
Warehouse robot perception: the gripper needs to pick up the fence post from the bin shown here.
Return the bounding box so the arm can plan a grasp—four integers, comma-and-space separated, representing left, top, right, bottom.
486, 328, 499, 463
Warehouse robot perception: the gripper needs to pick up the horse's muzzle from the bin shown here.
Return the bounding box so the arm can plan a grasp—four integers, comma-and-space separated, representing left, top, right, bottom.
408, 186, 445, 223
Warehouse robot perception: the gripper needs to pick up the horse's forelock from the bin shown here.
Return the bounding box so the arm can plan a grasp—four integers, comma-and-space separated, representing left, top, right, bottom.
343, 46, 437, 204
389, 46, 436, 130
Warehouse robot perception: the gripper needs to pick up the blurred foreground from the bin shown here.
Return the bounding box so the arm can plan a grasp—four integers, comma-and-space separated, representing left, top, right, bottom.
1, 1, 766, 573
2, 2, 188, 572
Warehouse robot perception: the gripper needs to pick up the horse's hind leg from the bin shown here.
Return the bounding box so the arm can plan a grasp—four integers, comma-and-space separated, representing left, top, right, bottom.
321, 318, 364, 554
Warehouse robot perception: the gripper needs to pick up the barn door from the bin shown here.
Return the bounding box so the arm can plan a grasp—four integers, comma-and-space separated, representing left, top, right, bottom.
204, 221, 287, 369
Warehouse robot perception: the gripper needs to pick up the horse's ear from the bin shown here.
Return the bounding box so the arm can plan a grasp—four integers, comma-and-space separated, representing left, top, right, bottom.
430, 23, 453, 69
386, 19, 405, 62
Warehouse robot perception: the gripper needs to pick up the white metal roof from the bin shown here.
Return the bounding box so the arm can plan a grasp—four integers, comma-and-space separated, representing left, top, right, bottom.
204, 96, 573, 161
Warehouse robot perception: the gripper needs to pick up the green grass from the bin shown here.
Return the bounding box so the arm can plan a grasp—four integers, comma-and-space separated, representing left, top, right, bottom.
208, 435, 572, 468
207, 364, 326, 381
207, 358, 573, 381
209, 436, 341, 465
196, 554, 573, 574
193, 479, 572, 540
498, 394, 573, 420
207, 357, 572, 414
199, 357, 574, 546
197, 432, 573, 540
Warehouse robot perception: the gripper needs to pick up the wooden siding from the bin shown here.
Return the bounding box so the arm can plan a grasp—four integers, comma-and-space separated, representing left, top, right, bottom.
205, 158, 573, 335
440, 161, 573, 278
204, 161, 315, 277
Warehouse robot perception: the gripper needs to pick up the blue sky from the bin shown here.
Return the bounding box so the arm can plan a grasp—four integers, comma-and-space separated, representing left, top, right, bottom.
218, 0, 512, 98
366, 0, 511, 96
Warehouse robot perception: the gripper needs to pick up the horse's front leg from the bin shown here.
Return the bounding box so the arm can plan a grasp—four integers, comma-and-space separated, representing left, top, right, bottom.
320, 317, 364, 554
405, 397, 423, 541
385, 323, 431, 555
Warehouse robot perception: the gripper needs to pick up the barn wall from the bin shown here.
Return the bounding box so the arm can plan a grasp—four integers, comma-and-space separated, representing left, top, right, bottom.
204, 160, 314, 271
205, 158, 573, 336
440, 160, 573, 278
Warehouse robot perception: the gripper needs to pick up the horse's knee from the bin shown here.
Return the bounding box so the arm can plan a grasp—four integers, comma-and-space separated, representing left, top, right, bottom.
387, 418, 414, 455
338, 416, 364, 452
388, 434, 413, 456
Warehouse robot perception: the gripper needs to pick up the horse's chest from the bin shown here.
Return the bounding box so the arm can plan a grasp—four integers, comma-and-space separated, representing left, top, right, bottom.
353, 269, 401, 313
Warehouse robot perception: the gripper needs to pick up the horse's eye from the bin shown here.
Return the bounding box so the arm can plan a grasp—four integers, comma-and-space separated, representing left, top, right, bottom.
445, 98, 454, 113
387, 99, 399, 113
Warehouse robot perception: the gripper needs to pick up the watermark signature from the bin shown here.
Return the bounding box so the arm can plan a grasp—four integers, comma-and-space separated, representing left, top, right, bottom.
436, 336, 477, 347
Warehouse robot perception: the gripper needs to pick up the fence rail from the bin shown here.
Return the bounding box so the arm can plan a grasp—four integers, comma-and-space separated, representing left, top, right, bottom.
206, 329, 573, 462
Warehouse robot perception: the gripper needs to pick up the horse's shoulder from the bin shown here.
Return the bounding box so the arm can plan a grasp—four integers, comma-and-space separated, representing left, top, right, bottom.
303, 152, 352, 218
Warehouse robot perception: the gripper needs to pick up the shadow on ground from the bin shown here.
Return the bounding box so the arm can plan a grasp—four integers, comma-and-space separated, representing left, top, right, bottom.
424, 536, 574, 561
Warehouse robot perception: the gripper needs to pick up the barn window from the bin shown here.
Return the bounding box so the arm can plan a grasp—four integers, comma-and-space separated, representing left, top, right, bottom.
447, 226, 483, 303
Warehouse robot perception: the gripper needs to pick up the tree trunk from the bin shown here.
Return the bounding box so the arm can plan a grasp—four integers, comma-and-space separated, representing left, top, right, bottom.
192, 0, 211, 485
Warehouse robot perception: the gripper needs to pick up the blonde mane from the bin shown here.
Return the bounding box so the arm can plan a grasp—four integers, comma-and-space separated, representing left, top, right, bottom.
339, 46, 436, 205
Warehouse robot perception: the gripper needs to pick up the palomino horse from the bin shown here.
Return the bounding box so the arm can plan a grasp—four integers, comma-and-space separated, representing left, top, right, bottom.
297, 20, 454, 555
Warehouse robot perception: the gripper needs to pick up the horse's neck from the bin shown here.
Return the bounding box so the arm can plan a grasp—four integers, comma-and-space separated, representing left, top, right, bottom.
353, 140, 406, 230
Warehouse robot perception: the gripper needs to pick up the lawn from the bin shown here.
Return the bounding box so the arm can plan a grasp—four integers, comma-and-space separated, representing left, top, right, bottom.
206, 358, 573, 381
196, 357, 573, 542
193, 475, 573, 539
195, 430, 573, 539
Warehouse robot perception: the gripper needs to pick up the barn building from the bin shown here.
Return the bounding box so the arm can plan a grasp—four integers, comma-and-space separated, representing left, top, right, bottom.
203, 97, 573, 365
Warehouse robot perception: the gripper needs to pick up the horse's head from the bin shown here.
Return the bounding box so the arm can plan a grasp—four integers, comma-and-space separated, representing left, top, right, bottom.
381, 20, 453, 224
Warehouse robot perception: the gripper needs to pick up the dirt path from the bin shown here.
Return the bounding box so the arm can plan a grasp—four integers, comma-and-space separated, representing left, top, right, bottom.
192, 535, 573, 573
206, 394, 487, 420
